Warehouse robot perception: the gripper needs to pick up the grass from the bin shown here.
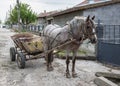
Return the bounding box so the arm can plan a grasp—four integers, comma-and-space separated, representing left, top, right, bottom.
12, 28, 27, 33
57, 49, 87, 56
58, 51, 65, 56
78, 49, 87, 54
13, 29, 19, 32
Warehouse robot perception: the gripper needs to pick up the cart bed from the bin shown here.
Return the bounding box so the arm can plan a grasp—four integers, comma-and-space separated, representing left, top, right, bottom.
11, 32, 44, 55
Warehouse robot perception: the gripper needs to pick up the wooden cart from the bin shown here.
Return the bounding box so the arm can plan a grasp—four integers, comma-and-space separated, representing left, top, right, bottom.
10, 33, 76, 69
10, 33, 44, 68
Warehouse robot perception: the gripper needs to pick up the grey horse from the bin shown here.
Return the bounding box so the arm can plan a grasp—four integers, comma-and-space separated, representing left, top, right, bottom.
42, 15, 97, 78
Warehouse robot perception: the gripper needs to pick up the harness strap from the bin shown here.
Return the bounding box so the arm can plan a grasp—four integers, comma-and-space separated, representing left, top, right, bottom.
67, 23, 73, 40
49, 32, 61, 46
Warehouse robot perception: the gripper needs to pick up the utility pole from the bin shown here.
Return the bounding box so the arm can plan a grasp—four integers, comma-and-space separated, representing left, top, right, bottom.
9, 5, 12, 28
16, 0, 20, 30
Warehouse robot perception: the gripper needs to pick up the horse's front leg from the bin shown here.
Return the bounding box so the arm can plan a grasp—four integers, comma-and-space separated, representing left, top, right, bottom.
66, 51, 71, 78
72, 50, 77, 77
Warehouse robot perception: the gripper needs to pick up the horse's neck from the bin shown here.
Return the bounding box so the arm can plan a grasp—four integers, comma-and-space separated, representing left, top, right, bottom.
63, 24, 72, 37
70, 23, 84, 40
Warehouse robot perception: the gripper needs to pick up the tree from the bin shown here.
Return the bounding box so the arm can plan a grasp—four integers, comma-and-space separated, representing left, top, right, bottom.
8, 2, 37, 29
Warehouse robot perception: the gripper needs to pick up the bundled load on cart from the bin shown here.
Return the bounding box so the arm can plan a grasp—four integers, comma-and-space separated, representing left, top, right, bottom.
10, 32, 44, 68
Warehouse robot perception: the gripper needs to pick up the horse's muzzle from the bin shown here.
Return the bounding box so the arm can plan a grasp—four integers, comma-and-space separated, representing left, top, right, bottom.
91, 38, 97, 44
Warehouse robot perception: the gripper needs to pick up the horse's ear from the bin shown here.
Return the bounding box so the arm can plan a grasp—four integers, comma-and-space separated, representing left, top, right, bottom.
92, 15, 95, 20
86, 15, 90, 21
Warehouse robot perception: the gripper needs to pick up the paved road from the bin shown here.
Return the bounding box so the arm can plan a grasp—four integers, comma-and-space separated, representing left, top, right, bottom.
0, 28, 120, 86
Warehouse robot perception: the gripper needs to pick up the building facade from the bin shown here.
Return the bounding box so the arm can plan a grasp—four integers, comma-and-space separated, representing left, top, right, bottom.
37, 0, 120, 28
83, 2, 120, 25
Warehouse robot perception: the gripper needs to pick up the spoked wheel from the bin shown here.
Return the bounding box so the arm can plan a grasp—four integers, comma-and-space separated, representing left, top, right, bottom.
10, 47, 16, 61
16, 52, 26, 69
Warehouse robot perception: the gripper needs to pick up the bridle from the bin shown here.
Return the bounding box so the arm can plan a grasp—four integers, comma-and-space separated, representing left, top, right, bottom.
82, 20, 96, 39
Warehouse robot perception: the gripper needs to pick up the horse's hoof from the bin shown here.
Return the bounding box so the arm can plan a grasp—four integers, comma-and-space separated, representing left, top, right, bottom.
72, 73, 77, 78
66, 73, 71, 78
50, 66, 54, 71
47, 66, 53, 71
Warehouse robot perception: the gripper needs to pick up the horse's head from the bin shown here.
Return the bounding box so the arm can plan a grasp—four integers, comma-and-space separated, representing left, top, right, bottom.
85, 15, 97, 44
68, 16, 97, 44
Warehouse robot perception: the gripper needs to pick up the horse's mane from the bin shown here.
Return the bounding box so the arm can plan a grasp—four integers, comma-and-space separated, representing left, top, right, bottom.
74, 16, 86, 20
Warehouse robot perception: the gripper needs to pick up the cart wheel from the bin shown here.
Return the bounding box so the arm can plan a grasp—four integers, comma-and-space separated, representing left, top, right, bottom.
16, 52, 25, 69
10, 47, 16, 61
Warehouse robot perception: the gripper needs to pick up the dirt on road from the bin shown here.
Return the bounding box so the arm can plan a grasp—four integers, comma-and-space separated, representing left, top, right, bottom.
0, 28, 120, 86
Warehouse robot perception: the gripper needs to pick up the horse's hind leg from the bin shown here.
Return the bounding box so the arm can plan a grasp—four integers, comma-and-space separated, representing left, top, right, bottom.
72, 50, 77, 77
44, 42, 53, 71
48, 51, 54, 71
66, 51, 71, 78
49, 52, 53, 71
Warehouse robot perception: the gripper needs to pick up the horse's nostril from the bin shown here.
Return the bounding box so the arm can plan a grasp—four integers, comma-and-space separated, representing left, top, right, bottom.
91, 38, 96, 43
93, 39, 97, 43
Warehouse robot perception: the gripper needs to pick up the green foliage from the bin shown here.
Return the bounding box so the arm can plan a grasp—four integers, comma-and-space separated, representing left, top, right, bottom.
21, 29, 27, 32
7, 2, 37, 27
13, 28, 26, 32
13, 29, 19, 32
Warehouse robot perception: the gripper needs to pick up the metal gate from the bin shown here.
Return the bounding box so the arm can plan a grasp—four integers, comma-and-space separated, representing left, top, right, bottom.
97, 21, 120, 66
